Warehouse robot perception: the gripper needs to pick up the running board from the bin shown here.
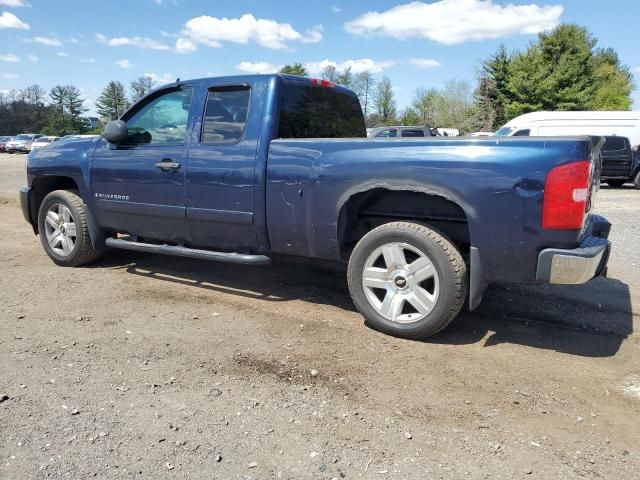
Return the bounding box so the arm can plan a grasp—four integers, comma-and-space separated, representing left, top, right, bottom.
105, 238, 271, 265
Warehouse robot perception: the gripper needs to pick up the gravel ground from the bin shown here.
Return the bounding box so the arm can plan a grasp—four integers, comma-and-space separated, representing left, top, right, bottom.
0, 152, 639, 479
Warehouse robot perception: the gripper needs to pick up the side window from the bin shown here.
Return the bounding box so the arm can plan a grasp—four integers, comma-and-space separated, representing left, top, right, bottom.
401, 129, 425, 137
125, 87, 193, 145
376, 129, 397, 138
201, 86, 250, 144
513, 129, 530, 136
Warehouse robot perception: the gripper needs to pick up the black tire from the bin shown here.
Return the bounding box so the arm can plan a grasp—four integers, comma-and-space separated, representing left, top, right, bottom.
606, 179, 626, 188
347, 222, 468, 340
633, 171, 640, 190
37, 190, 102, 267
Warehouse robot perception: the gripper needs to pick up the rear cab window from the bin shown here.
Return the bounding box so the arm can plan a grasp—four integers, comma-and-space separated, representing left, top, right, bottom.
277, 79, 366, 138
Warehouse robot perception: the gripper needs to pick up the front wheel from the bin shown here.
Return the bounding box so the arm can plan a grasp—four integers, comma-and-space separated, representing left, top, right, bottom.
347, 222, 468, 340
633, 171, 640, 190
37, 190, 102, 267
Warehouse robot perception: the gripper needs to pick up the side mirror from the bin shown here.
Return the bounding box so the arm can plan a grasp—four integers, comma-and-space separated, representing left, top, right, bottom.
101, 120, 128, 144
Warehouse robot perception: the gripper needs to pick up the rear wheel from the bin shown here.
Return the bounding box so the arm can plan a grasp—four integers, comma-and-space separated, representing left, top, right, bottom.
606, 179, 626, 187
347, 222, 467, 340
37, 190, 102, 267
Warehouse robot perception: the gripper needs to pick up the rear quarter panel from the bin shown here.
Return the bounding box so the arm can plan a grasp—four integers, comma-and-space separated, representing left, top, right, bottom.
266, 137, 593, 283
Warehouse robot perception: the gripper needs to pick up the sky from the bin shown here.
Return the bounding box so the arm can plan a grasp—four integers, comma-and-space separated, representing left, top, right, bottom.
0, 0, 638, 116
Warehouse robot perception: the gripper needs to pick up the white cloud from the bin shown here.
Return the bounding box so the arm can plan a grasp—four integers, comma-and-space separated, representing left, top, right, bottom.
2, 72, 19, 79
96, 33, 169, 50
115, 59, 135, 69
301, 25, 323, 44
57, 52, 69, 57
306, 58, 395, 75
175, 37, 196, 54
345, 0, 563, 45
144, 72, 174, 84
0, 0, 29, 6
236, 61, 281, 74
81, 58, 96, 63
331, 5, 342, 13
0, 53, 20, 62
31, 36, 63, 46
409, 58, 441, 69
180, 14, 323, 50
27, 53, 37, 62
0, 11, 29, 29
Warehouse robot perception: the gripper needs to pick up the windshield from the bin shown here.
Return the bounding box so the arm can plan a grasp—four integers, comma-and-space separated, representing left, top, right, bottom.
38, 137, 54, 143
14, 134, 32, 141
495, 126, 514, 137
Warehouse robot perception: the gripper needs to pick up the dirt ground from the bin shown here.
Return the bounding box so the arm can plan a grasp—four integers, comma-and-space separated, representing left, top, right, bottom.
0, 152, 638, 479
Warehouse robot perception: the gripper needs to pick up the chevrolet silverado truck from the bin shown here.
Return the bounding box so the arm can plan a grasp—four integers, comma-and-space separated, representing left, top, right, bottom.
20, 74, 611, 339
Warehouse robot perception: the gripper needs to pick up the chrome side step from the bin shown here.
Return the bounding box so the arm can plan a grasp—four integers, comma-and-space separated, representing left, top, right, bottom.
105, 237, 271, 265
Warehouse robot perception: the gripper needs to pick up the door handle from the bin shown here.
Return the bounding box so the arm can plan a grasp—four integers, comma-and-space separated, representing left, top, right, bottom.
155, 159, 181, 171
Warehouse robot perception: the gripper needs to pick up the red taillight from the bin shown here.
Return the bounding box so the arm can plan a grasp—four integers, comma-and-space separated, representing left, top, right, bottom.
542, 161, 591, 229
311, 78, 334, 88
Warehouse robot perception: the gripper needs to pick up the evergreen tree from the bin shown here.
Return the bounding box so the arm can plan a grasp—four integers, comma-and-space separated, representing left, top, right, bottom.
279, 63, 308, 76
96, 81, 129, 121
474, 44, 510, 130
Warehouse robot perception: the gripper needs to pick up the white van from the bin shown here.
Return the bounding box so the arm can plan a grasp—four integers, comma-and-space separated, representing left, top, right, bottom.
495, 111, 640, 147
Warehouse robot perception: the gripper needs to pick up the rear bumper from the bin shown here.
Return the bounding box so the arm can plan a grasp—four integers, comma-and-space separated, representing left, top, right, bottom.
536, 215, 611, 284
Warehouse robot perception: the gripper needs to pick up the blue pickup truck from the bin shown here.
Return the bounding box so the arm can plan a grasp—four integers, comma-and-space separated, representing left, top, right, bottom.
20, 74, 611, 339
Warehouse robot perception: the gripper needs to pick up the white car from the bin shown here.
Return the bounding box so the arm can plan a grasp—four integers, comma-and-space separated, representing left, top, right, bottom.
5, 134, 44, 153
467, 131, 494, 137
30, 136, 61, 150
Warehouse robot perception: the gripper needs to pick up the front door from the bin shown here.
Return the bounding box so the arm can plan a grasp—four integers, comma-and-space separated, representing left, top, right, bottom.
92, 86, 195, 242
186, 82, 260, 251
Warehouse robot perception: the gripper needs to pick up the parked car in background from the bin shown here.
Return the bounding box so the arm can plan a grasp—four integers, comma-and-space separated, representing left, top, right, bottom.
31, 136, 61, 151
368, 126, 439, 138
496, 111, 640, 146
436, 128, 460, 137
21, 74, 611, 340
600, 136, 639, 188
0, 136, 13, 152
467, 131, 494, 137
5, 134, 44, 153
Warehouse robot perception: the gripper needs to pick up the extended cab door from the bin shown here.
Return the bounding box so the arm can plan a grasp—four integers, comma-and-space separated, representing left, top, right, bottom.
186, 81, 262, 251
92, 85, 195, 242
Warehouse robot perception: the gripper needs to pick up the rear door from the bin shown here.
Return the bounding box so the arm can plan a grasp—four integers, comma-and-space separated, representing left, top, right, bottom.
92, 85, 195, 242
185, 81, 261, 251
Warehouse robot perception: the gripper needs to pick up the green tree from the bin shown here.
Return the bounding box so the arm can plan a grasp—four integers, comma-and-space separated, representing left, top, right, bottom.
130, 76, 156, 103
507, 24, 597, 118
96, 80, 129, 121
279, 63, 308, 76
412, 87, 440, 126
399, 108, 419, 126
336, 66, 353, 88
591, 48, 634, 110
43, 85, 88, 135
373, 76, 396, 125
474, 44, 511, 130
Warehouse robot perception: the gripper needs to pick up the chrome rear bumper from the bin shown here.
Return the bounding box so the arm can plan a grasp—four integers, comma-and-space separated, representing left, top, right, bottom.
536, 215, 611, 285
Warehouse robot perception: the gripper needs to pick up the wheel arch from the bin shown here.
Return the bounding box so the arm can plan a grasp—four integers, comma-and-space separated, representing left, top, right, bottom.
337, 187, 473, 259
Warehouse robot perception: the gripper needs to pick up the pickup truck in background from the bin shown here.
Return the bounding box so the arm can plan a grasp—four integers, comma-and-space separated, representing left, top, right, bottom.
599, 136, 640, 188
20, 74, 612, 340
